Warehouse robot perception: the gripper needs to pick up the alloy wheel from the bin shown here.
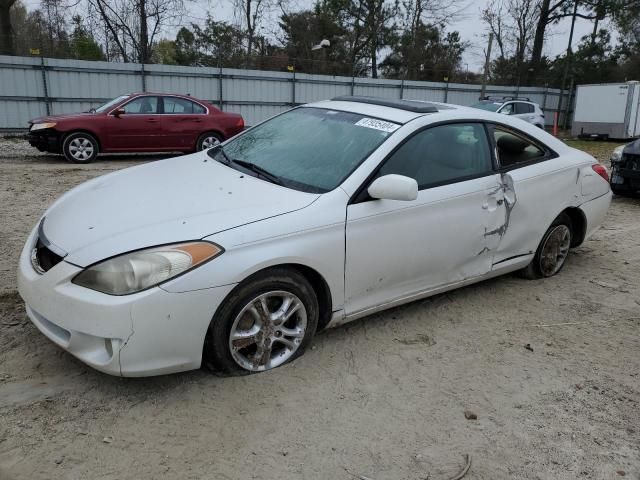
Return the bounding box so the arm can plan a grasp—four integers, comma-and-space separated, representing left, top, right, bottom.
228, 291, 307, 372
539, 225, 571, 277
68, 137, 94, 161
201, 136, 221, 150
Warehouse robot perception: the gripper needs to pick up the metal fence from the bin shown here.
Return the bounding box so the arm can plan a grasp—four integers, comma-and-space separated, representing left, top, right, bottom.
0, 54, 572, 130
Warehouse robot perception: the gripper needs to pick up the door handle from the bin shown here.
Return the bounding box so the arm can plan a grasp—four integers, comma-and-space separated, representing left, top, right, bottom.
147, 118, 158, 123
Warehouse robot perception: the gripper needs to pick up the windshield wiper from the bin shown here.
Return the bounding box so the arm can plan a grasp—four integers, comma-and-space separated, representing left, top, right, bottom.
231, 159, 284, 186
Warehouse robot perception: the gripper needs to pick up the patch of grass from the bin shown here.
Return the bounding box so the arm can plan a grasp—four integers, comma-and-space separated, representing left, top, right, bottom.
563, 139, 627, 163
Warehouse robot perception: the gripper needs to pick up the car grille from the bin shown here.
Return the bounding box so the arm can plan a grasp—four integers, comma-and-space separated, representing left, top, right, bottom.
33, 238, 64, 273
622, 154, 640, 172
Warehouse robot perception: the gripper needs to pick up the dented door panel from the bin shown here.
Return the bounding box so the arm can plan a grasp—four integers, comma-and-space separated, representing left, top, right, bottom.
345, 174, 505, 316
490, 162, 581, 266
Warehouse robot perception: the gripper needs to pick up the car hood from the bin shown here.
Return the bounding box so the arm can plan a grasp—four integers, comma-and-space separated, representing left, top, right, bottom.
623, 139, 640, 155
41, 153, 319, 267
30, 112, 98, 124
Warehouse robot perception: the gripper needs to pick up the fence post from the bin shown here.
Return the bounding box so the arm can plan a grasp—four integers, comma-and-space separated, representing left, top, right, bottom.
291, 68, 296, 106
351, 75, 355, 96
444, 78, 449, 103
218, 64, 224, 110
563, 79, 575, 130
140, 63, 147, 92
542, 85, 548, 125
39, 56, 50, 116
400, 79, 404, 99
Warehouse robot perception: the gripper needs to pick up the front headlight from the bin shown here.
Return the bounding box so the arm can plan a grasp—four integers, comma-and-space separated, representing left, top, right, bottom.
72, 241, 223, 295
611, 145, 626, 163
30, 122, 57, 131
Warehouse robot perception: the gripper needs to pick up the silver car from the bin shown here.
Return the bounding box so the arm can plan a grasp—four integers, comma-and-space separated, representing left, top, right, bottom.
472, 97, 546, 129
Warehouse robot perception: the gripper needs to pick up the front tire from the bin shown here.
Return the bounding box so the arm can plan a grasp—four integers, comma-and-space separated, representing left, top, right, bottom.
520, 213, 572, 279
62, 132, 99, 163
203, 268, 319, 375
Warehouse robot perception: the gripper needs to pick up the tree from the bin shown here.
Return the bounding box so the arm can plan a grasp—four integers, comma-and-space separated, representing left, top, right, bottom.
279, 7, 351, 73
192, 18, 247, 66
321, 0, 399, 77
174, 26, 198, 65
0, 0, 17, 55
381, 21, 465, 80
87, 0, 185, 62
232, 0, 271, 59
482, 0, 538, 84
549, 29, 620, 84
70, 14, 104, 60
526, 0, 607, 84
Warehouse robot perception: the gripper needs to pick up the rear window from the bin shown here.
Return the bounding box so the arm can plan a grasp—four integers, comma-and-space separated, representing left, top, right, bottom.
163, 97, 206, 114
515, 103, 534, 114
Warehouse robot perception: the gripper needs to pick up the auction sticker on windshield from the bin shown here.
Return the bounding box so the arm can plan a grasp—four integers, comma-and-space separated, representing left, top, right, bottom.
355, 118, 400, 133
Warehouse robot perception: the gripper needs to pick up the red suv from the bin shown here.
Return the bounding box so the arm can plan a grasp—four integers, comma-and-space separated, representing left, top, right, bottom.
27, 93, 245, 163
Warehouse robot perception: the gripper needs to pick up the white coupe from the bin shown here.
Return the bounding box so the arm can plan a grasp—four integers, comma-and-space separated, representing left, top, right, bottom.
18, 96, 612, 377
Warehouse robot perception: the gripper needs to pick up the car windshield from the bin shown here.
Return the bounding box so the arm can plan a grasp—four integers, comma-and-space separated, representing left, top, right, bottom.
211, 107, 397, 193
94, 95, 130, 113
471, 101, 501, 112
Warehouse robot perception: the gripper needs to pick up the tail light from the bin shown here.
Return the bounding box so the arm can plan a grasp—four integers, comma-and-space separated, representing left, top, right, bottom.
236, 117, 245, 130
592, 164, 609, 182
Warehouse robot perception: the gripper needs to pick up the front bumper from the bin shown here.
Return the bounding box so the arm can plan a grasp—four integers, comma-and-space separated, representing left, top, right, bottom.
611, 154, 640, 193
17, 227, 236, 377
26, 128, 61, 153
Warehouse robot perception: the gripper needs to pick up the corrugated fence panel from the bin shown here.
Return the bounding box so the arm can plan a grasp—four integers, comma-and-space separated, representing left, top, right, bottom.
146, 64, 220, 101
294, 73, 352, 103
353, 78, 402, 99
223, 68, 291, 104
0, 55, 572, 130
45, 58, 141, 101
0, 100, 46, 129
403, 81, 445, 102
229, 104, 287, 126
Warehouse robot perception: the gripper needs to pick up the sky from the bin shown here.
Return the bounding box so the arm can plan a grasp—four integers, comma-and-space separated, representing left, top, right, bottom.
24, 0, 606, 71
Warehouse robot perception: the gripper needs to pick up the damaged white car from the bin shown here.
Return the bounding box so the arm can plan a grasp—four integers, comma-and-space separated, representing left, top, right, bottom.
18, 96, 612, 377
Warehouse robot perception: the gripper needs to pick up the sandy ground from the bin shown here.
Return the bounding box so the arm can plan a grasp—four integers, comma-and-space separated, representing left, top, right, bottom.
0, 139, 638, 480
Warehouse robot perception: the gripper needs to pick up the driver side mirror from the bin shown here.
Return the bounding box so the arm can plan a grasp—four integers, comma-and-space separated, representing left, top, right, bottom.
368, 174, 418, 201
113, 108, 125, 117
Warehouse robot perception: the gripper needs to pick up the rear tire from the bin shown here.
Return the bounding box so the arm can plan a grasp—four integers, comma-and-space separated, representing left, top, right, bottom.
196, 132, 223, 151
520, 213, 573, 279
203, 268, 319, 376
62, 132, 99, 163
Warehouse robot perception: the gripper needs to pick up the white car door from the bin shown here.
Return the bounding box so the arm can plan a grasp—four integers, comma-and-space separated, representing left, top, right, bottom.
512, 102, 537, 125
487, 124, 574, 265
344, 122, 508, 317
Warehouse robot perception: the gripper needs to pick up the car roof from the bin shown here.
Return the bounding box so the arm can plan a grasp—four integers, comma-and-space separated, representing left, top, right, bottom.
129, 92, 206, 102
307, 97, 475, 124
305, 97, 566, 150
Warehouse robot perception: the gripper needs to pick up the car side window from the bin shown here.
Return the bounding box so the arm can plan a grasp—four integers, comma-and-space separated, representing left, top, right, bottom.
491, 126, 546, 168
515, 103, 534, 114
376, 123, 493, 190
122, 96, 159, 114
163, 97, 206, 114
499, 103, 514, 115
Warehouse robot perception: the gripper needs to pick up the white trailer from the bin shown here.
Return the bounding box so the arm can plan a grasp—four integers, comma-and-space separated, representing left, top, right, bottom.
571, 81, 640, 139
